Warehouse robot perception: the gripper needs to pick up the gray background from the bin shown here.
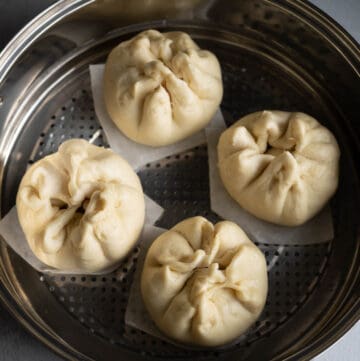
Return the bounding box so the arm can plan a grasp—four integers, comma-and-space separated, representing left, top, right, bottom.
0, 0, 359, 360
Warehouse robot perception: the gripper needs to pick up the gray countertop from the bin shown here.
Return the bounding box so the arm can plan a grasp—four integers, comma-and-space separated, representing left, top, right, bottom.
0, 1, 359, 360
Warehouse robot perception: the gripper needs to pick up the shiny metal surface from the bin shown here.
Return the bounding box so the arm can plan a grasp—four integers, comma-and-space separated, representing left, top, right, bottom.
0, 1, 359, 360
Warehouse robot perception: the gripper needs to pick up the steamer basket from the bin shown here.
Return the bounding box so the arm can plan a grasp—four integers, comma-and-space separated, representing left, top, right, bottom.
0, 1, 359, 360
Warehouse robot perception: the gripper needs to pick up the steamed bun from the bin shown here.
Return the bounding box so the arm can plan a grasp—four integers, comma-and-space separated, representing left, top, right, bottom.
104, 29, 223, 146
141, 216, 268, 346
16, 139, 145, 272
218, 111, 340, 226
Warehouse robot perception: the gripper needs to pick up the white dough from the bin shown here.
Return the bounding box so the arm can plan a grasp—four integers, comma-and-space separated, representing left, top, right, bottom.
141, 216, 268, 346
104, 29, 223, 146
218, 111, 340, 226
16, 139, 145, 272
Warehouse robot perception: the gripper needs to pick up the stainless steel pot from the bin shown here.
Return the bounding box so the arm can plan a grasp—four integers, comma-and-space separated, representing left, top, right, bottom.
0, 1, 359, 360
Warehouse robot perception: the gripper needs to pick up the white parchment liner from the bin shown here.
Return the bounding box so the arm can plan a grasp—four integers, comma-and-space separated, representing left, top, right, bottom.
125, 225, 248, 350
206, 128, 334, 245
89, 64, 226, 171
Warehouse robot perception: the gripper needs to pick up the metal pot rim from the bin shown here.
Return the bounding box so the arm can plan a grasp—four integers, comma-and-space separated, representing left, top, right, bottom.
0, 1, 359, 360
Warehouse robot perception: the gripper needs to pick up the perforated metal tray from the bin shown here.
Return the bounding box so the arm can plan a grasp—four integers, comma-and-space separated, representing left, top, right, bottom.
0, 1, 359, 361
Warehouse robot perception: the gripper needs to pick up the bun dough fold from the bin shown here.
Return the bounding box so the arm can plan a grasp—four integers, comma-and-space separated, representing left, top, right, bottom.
16, 139, 145, 272
141, 216, 268, 346
217, 111, 340, 226
104, 29, 223, 146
